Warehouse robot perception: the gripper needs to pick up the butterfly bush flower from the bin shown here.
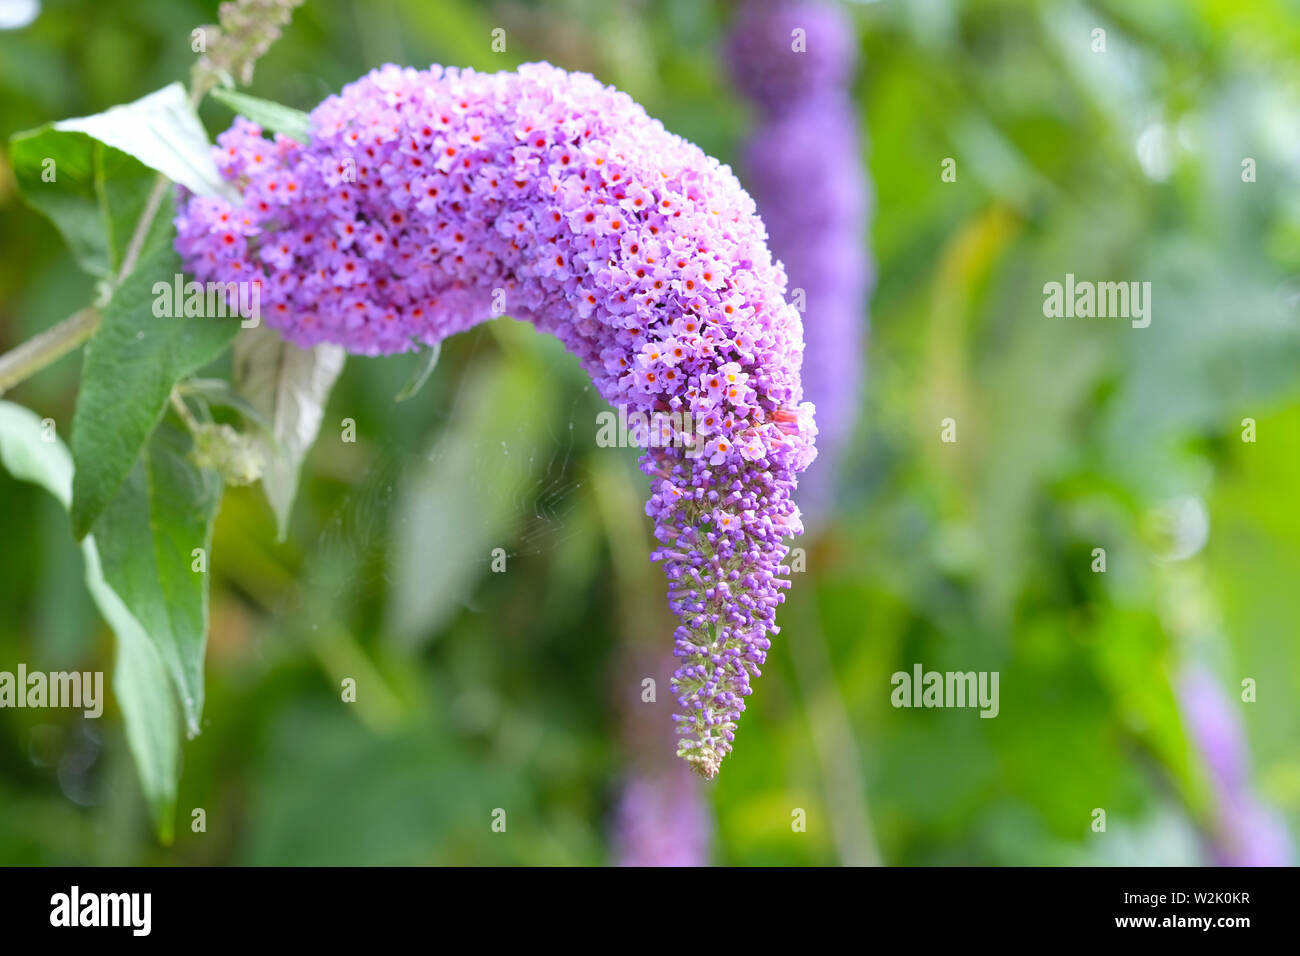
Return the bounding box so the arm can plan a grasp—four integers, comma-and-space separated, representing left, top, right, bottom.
728, 0, 871, 519
175, 62, 816, 778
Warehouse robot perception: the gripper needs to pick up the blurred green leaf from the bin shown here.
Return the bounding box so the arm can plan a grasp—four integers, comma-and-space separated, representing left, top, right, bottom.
0, 401, 180, 843
0, 401, 73, 502
243, 703, 527, 865
386, 347, 556, 646
84, 537, 181, 845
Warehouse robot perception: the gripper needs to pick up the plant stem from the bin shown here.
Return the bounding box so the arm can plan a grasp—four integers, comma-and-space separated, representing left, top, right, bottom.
0, 308, 101, 397
787, 562, 882, 867
0, 170, 168, 397
169, 390, 201, 434
118, 174, 169, 281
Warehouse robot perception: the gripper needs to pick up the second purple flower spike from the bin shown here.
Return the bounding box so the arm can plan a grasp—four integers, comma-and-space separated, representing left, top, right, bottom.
728, 0, 872, 522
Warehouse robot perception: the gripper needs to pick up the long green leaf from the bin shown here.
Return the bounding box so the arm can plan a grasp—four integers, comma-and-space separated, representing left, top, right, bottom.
8, 82, 233, 278
54, 82, 233, 199
70, 239, 238, 537
8, 131, 165, 279
209, 88, 312, 144
0, 401, 180, 842
90, 417, 224, 737
386, 352, 556, 646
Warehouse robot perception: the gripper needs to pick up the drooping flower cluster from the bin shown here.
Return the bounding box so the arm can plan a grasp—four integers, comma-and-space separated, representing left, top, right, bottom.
728, 0, 871, 519
175, 62, 816, 778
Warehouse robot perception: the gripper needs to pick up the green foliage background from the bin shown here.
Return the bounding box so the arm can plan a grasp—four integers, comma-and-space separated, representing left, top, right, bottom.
0, 0, 1298, 865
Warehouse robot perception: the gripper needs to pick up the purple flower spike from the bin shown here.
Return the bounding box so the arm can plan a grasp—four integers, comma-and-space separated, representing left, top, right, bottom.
613, 770, 712, 866
1179, 665, 1292, 866
176, 62, 816, 777
726, 0, 856, 112
613, 653, 712, 864
728, 0, 871, 520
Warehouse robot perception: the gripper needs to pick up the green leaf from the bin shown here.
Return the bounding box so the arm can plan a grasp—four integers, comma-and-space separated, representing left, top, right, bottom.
232, 324, 345, 541
70, 238, 239, 537
394, 342, 442, 402
8, 131, 164, 279
90, 417, 224, 737
8, 82, 232, 278
209, 88, 312, 144
83, 537, 181, 844
0, 402, 73, 508
0, 401, 180, 843
54, 82, 233, 199
386, 351, 556, 646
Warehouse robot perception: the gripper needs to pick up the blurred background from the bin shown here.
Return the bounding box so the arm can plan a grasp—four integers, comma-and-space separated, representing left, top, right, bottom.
1, 0, 1299, 865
